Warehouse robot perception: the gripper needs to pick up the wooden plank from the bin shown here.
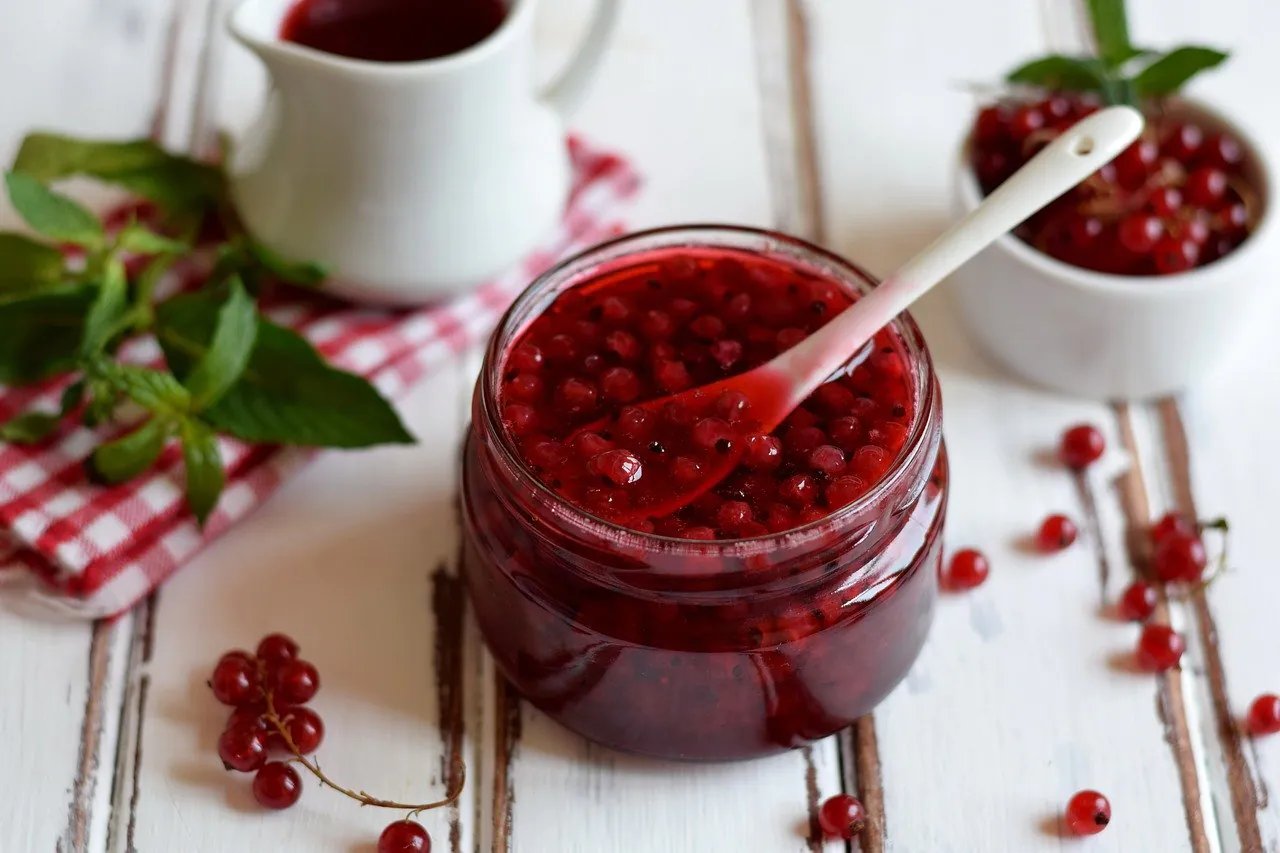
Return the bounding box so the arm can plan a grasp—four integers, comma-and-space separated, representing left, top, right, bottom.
0, 1, 178, 851
802, 0, 1205, 849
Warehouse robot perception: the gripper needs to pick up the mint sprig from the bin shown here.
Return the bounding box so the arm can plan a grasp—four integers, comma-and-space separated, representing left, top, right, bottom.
0, 134, 413, 525
1005, 0, 1227, 105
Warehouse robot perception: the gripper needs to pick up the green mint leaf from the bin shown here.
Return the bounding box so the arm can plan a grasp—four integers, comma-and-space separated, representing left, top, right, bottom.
92, 360, 191, 417
184, 278, 258, 410
1086, 0, 1137, 67
157, 293, 414, 448
4, 172, 104, 248
81, 257, 129, 355
0, 286, 93, 383
1007, 55, 1109, 91
0, 411, 62, 444
0, 378, 85, 444
247, 239, 328, 287
117, 221, 190, 256
179, 418, 224, 526
90, 417, 170, 483
1132, 46, 1230, 96
12, 134, 223, 212
0, 233, 64, 293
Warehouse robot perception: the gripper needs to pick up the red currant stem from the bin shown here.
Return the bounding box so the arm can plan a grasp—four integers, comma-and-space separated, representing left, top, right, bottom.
259, 672, 465, 815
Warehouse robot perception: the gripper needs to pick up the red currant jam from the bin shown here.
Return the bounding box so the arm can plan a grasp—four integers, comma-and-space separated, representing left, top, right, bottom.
462, 227, 948, 760
280, 0, 507, 63
970, 95, 1260, 275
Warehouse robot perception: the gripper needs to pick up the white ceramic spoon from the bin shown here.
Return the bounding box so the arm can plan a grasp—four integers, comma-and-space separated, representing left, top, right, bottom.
596, 106, 1145, 521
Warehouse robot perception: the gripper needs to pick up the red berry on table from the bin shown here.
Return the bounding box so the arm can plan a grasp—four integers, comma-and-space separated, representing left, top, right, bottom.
281, 706, 325, 755
945, 549, 990, 591
379, 820, 432, 853
218, 723, 269, 773
1059, 424, 1105, 470
211, 654, 260, 707
227, 704, 268, 733
1247, 694, 1280, 736
272, 659, 320, 705
256, 633, 300, 668
1036, 514, 1078, 551
1151, 531, 1208, 583
253, 762, 303, 809
1136, 624, 1186, 671
1117, 581, 1158, 622
818, 793, 867, 840
1065, 790, 1111, 836
1151, 512, 1195, 544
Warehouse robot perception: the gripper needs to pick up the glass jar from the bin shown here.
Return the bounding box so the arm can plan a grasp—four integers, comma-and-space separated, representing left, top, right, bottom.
461, 226, 947, 761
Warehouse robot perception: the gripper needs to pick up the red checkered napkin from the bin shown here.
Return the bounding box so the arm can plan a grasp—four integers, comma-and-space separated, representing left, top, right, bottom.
0, 139, 639, 619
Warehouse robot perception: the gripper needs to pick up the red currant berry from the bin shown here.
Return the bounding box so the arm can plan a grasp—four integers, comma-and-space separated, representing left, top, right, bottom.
591, 449, 644, 486
1118, 213, 1163, 254
282, 706, 325, 755
974, 105, 1009, 144
1148, 187, 1182, 218
600, 367, 640, 403
1136, 624, 1186, 671
227, 704, 268, 733
1153, 236, 1201, 274
1059, 424, 1105, 469
1065, 790, 1111, 836
945, 549, 990, 591
1247, 694, 1280, 736
818, 793, 867, 840
743, 434, 782, 471
1151, 512, 1194, 544
1115, 139, 1158, 188
218, 723, 268, 772
1199, 132, 1243, 170
1008, 105, 1045, 142
825, 475, 866, 509
1162, 123, 1203, 161
507, 343, 544, 373
1117, 581, 1157, 622
1151, 531, 1207, 583
777, 474, 816, 509
807, 445, 846, 477
716, 500, 753, 532
211, 655, 260, 707
1036, 514, 1078, 552
271, 660, 320, 705
379, 820, 432, 853
253, 762, 302, 810
1184, 168, 1228, 207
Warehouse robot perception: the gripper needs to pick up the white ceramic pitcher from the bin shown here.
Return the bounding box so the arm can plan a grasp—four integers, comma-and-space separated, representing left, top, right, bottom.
227, 0, 619, 304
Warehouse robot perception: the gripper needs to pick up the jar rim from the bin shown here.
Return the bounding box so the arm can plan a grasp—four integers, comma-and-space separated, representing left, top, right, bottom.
478, 224, 941, 563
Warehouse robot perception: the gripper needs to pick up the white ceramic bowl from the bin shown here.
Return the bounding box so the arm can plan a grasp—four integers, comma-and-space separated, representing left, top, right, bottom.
949, 99, 1277, 400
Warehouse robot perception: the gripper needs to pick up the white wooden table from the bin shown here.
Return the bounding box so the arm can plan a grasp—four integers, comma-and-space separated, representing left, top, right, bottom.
5, 1, 1280, 851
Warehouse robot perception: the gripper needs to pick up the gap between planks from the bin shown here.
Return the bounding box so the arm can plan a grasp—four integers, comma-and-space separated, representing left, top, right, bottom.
62, 0, 197, 847
750, 2, 885, 851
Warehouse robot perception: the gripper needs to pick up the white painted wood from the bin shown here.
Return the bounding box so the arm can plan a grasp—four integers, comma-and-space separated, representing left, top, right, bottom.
5, 0, 1280, 851
1123, 3, 1280, 851
804, 1, 1203, 849
0, 2, 174, 851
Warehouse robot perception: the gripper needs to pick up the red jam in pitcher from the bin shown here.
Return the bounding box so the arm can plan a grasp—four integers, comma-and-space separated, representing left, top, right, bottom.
281, 0, 508, 63
462, 226, 947, 760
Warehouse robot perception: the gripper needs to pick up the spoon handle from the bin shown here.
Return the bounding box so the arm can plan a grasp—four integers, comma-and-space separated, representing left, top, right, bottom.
775, 105, 1145, 404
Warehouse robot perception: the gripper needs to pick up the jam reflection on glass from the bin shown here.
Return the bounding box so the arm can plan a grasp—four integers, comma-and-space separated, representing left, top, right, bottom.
280, 0, 508, 63
462, 229, 947, 760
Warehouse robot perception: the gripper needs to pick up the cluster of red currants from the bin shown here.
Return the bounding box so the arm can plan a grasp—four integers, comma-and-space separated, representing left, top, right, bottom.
209, 633, 452, 853
972, 94, 1256, 276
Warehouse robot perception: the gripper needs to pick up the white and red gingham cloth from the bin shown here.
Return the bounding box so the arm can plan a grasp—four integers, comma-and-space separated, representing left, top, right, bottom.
0, 139, 639, 619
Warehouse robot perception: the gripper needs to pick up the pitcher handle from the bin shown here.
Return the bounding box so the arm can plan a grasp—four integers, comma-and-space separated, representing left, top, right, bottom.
540, 0, 621, 117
